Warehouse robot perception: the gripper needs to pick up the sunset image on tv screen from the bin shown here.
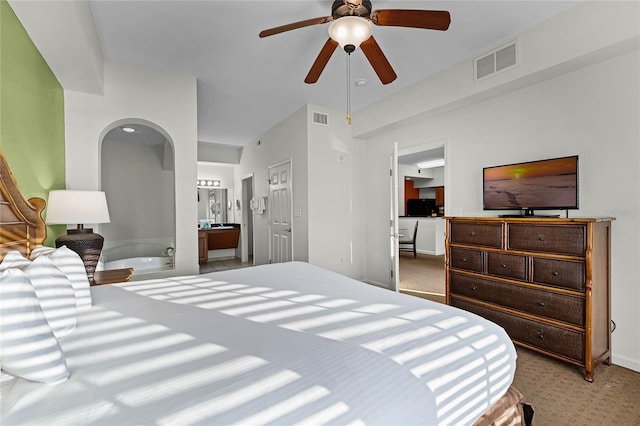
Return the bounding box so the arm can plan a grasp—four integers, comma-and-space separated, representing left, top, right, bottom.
484, 156, 578, 209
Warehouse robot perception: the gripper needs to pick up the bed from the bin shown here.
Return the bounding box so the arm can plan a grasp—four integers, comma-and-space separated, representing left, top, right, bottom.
0, 150, 532, 425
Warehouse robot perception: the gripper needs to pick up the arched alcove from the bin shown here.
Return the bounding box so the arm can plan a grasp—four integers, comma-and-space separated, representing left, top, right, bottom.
99, 120, 176, 275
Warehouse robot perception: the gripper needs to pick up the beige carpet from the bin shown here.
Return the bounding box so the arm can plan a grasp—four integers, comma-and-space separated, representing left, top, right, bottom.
514, 347, 640, 425
399, 253, 446, 303
397, 254, 640, 425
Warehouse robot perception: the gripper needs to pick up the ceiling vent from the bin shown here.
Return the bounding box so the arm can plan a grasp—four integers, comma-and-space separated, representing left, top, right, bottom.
475, 40, 518, 81
312, 112, 328, 125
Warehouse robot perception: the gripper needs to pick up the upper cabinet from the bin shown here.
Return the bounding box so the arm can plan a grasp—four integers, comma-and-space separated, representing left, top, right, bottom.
435, 186, 445, 207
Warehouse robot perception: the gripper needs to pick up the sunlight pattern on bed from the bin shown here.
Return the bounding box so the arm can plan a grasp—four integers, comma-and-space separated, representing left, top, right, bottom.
2, 262, 516, 426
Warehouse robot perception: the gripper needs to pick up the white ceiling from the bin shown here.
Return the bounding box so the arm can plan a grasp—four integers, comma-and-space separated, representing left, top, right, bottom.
87, 1, 579, 148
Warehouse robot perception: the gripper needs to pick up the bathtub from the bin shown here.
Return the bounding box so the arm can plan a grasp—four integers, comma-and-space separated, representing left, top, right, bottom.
102, 239, 175, 276
105, 256, 173, 275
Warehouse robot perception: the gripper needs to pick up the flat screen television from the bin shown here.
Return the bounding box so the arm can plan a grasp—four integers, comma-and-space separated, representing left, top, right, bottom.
483, 155, 578, 217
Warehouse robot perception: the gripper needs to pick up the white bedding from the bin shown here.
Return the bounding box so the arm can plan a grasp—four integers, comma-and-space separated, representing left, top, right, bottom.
1, 262, 516, 425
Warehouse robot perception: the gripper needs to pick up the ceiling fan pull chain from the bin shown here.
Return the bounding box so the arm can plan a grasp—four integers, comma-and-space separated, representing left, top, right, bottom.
346, 52, 352, 125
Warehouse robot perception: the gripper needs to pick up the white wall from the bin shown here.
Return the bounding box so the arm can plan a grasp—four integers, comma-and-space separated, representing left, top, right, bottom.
362, 51, 640, 371
235, 106, 309, 266
307, 105, 365, 279
101, 138, 175, 243
197, 162, 235, 189
9, 0, 104, 95
353, 2, 640, 140
234, 104, 366, 280
64, 60, 198, 275
198, 142, 242, 164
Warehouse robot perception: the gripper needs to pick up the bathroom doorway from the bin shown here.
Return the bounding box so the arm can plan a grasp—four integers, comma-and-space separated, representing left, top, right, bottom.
100, 122, 176, 276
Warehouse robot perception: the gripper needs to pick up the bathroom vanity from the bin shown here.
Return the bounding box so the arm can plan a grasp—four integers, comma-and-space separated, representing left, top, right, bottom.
198, 225, 240, 264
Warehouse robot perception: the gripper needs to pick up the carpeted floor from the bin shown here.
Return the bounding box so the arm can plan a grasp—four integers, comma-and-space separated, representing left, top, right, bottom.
397, 253, 640, 425
398, 252, 446, 303
513, 347, 640, 425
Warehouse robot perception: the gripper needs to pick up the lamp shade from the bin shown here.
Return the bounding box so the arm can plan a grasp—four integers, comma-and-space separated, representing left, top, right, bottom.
328, 16, 373, 50
46, 190, 111, 225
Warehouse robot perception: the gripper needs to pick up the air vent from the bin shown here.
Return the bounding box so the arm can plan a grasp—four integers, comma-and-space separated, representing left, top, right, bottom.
475, 40, 518, 81
312, 112, 328, 125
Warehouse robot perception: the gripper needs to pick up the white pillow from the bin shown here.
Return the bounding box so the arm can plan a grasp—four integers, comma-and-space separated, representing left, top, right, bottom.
0, 269, 70, 384
0, 251, 31, 271
31, 246, 92, 311
23, 257, 77, 338
29, 246, 56, 259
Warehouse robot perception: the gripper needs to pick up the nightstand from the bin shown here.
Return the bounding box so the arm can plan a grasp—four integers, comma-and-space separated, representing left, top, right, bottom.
91, 268, 134, 285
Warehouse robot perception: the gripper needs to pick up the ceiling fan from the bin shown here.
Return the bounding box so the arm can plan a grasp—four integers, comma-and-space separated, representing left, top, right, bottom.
259, 0, 451, 85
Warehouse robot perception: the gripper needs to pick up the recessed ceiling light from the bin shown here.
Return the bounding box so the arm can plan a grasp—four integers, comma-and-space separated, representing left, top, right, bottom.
122, 127, 136, 133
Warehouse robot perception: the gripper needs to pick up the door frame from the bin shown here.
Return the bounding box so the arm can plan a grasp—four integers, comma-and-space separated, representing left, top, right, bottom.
393, 138, 449, 288
390, 143, 400, 291
268, 158, 294, 263
241, 173, 255, 264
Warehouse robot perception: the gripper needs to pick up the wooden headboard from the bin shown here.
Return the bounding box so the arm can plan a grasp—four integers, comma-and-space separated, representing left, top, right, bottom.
0, 149, 47, 261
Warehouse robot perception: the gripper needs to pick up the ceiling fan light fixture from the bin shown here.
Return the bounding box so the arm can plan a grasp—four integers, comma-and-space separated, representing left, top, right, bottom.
328, 16, 373, 52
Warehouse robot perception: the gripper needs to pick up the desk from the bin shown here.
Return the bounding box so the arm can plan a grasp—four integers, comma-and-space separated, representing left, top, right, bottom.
92, 268, 134, 285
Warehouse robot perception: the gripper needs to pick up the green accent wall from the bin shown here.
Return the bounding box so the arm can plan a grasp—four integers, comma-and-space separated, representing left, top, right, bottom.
0, 0, 66, 245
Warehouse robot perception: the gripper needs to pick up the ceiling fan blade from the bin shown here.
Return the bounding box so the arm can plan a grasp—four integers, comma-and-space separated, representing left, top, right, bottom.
305, 38, 339, 84
370, 10, 451, 31
259, 16, 333, 38
360, 36, 397, 85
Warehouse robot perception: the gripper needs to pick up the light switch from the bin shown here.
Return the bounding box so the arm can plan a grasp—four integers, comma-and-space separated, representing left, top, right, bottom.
294, 208, 302, 217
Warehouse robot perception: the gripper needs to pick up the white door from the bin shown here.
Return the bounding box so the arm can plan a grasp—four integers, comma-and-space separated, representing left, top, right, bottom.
390, 143, 399, 291
269, 161, 293, 263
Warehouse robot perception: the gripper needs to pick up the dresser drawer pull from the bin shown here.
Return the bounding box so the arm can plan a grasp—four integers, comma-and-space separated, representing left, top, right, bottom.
537, 329, 545, 339
471, 285, 478, 291
461, 258, 468, 262
501, 264, 508, 268
470, 231, 476, 236
538, 235, 545, 241
538, 302, 546, 307
552, 271, 559, 276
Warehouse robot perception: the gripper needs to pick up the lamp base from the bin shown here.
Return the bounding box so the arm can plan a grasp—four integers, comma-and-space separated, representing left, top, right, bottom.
55, 228, 104, 279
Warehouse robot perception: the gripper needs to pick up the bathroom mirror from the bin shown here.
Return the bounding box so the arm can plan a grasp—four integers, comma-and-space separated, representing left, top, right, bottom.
198, 187, 234, 224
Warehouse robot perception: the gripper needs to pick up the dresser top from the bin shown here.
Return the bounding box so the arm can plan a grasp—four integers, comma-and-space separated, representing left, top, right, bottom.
445, 216, 615, 223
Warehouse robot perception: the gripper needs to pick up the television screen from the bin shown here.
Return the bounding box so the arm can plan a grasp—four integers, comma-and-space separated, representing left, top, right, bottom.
483, 155, 578, 214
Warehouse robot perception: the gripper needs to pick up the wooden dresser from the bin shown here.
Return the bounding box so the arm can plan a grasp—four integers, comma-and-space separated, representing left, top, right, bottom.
445, 217, 613, 381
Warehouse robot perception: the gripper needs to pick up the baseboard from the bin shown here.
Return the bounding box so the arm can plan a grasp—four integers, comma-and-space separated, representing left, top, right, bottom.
417, 249, 436, 255
400, 288, 444, 297
416, 249, 445, 256
365, 280, 391, 290
612, 354, 640, 373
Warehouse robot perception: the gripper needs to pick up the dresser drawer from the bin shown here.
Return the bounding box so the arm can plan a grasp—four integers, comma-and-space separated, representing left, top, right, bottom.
449, 222, 503, 248
532, 258, 585, 292
487, 252, 526, 280
449, 272, 584, 327
451, 297, 585, 363
508, 224, 586, 256
449, 247, 483, 272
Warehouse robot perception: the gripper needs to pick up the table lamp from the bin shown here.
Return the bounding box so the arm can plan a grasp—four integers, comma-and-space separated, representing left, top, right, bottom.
45, 190, 111, 279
